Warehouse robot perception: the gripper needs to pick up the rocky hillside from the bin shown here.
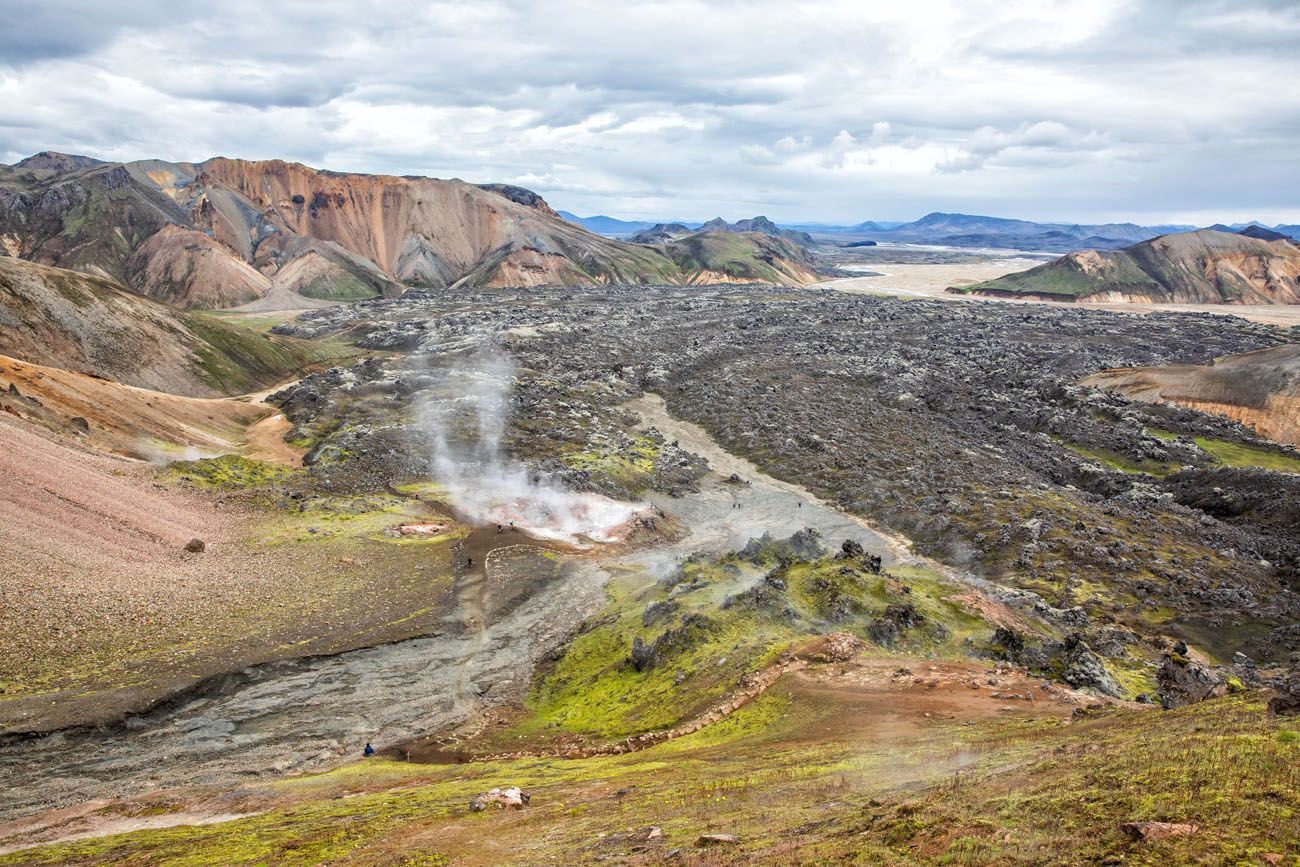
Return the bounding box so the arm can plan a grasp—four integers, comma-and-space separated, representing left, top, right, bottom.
1084, 345, 1300, 445
0, 154, 821, 307
952, 229, 1300, 304
662, 230, 819, 285
629, 215, 814, 246
0, 256, 336, 396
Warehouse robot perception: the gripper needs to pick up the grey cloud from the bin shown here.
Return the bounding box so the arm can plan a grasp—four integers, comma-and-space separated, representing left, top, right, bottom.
1, 0, 1297, 224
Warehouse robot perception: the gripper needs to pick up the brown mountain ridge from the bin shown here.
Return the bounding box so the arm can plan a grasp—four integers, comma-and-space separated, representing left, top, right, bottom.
951, 229, 1300, 304
0, 154, 820, 308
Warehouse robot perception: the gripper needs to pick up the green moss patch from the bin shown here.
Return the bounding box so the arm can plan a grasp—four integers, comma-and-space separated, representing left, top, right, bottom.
1053, 436, 1181, 476
165, 454, 297, 490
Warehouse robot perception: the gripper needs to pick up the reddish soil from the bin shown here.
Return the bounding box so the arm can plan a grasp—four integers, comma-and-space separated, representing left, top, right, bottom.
0, 412, 459, 734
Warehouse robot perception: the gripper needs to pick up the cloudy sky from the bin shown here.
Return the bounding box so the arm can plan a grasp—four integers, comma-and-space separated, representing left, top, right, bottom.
2, 0, 1297, 224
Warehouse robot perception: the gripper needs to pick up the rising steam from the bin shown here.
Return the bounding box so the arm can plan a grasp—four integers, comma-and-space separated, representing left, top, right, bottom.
419, 350, 643, 546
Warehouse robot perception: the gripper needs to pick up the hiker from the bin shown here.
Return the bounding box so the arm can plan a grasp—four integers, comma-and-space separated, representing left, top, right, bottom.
364, 742, 375, 757
466, 556, 474, 568
497, 524, 503, 534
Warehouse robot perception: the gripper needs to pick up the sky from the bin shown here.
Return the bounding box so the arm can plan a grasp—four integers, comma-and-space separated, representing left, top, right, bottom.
1, 0, 1298, 225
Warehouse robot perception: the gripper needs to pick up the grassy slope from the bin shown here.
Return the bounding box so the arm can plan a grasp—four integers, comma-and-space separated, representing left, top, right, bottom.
664, 231, 814, 284
1, 257, 360, 397
1149, 428, 1300, 474
505, 553, 1008, 744
5, 542, 1292, 864
954, 251, 1160, 299
6, 694, 1294, 865
182, 312, 360, 394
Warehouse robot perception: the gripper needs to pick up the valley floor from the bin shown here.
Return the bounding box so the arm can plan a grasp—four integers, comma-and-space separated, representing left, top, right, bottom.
828, 269, 1300, 327
2, 268, 1299, 864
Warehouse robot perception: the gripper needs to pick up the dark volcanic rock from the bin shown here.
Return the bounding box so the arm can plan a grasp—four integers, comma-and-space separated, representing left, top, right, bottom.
1267, 670, 1300, 716
274, 282, 1298, 662
1157, 653, 1227, 709
1059, 634, 1123, 698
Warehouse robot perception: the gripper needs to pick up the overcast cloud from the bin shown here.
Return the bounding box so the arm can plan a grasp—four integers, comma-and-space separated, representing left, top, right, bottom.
1, 0, 1297, 224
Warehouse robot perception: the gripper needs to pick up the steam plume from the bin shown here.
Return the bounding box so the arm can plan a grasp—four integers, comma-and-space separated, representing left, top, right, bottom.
419, 349, 642, 546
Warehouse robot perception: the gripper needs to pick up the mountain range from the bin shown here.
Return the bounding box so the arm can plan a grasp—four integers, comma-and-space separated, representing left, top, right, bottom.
0, 153, 820, 309
563, 209, 1300, 254
952, 228, 1300, 304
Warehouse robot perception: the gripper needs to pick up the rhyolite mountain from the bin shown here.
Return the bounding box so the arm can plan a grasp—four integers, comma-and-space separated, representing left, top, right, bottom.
952, 229, 1300, 304
0, 154, 820, 308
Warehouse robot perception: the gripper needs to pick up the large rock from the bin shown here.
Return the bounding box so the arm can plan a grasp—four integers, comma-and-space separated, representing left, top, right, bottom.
1120, 821, 1199, 842
470, 786, 530, 812
1267, 669, 1300, 715
1060, 634, 1124, 698
812, 631, 865, 663
1157, 653, 1227, 709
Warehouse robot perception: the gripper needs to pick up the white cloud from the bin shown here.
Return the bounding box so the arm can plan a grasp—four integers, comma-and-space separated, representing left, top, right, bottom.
0, 0, 1297, 223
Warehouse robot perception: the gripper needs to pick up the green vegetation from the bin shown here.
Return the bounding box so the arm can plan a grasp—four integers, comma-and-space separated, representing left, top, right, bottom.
502, 551, 1009, 745
952, 247, 1159, 300
198, 311, 298, 333
1053, 436, 1182, 476
184, 312, 362, 395
1192, 436, 1300, 474
1149, 428, 1300, 473
558, 435, 660, 496
256, 493, 461, 546
297, 272, 382, 302
664, 230, 811, 284
165, 454, 296, 490
8, 691, 1294, 865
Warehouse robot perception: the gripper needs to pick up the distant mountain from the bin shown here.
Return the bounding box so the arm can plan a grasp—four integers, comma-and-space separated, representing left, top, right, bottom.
569, 211, 821, 247
0, 155, 822, 307
781, 220, 905, 233
629, 215, 815, 248
846, 212, 1197, 252
1237, 225, 1291, 242
693, 215, 814, 246
661, 231, 820, 285
12, 151, 107, 172
951, 229, 1300, 304
564, 208, 1300, 251
556, 212, 662, 236
628, 222, 692, 244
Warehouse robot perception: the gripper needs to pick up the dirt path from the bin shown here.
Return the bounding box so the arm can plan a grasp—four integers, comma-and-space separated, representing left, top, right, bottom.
0, 802, 258, 858
242, 411, 305, 465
